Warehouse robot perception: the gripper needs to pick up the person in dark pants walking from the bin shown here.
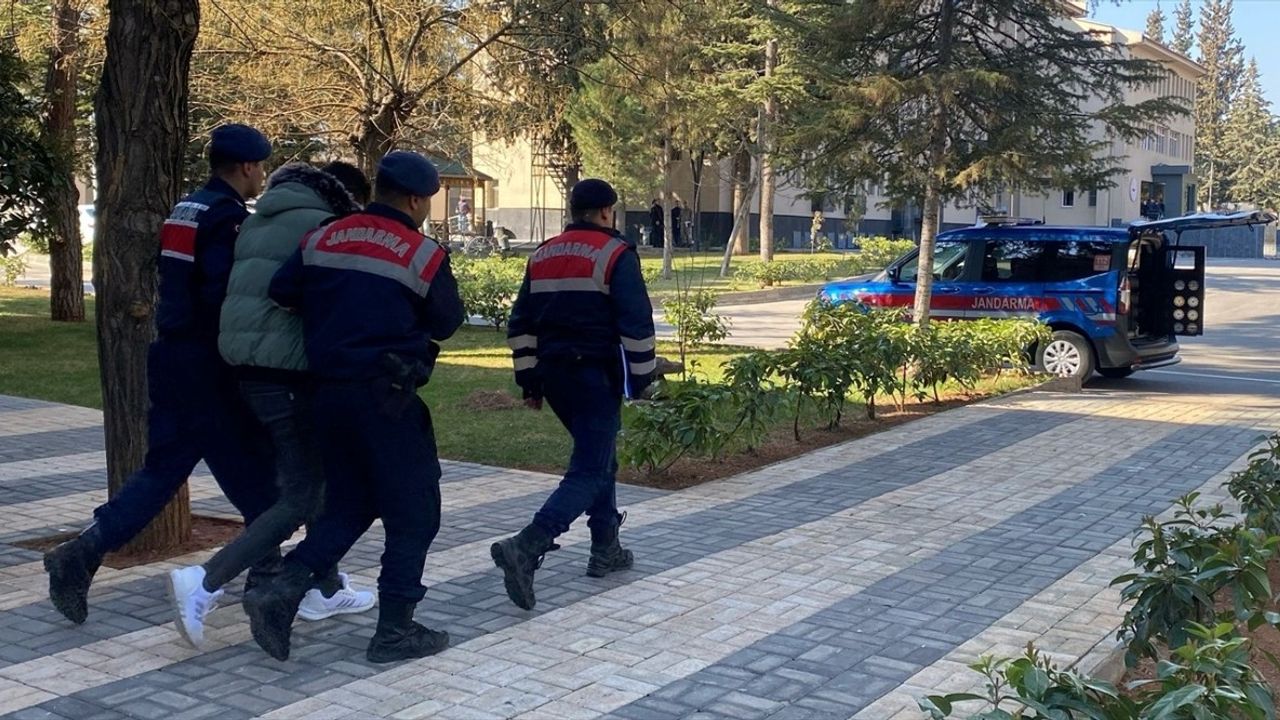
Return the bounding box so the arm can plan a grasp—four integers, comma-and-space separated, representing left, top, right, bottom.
243, 151, 465, 664
43, 124, 282, 626
648, 198, 664, 248
166, 162, 377, 650
492, 178, 656, 611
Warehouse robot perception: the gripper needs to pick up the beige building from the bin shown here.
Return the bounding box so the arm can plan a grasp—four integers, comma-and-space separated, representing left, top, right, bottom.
472, 7, 1202, 246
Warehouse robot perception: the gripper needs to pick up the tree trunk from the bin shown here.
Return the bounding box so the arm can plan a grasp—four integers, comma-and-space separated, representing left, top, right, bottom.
720, 172, 759, 278
758, 32, 778, 264
94, 0, 200, 551
660, 133, 673, 279
43, 0, 84, 323
911, 0, 956, 329
731, 149, 750, 255
689, 150, 704, 251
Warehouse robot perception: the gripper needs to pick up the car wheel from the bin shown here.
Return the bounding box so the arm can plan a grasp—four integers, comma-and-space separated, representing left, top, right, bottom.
1037, 330, 1094, 379
1097, 367, 1134, 379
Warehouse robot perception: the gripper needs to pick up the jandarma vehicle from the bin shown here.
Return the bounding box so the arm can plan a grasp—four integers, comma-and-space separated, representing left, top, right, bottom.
818, 210, 1276, 380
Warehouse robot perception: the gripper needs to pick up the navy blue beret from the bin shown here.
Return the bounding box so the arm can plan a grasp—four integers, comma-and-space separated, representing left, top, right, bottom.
377, 151, 441, 197
569, 178, 618, 212
209, 124, 271, 163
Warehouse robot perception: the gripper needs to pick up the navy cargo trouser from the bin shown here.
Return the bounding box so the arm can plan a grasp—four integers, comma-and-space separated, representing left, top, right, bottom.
92, 340, 278, 555
532, 358, 624, 539
288, 378, 443, 603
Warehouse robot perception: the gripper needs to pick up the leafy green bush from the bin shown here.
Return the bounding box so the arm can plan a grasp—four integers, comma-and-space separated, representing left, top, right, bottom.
618, 379, 735, 473
736, 260, 794, 287
1113, 489, 1280, 666
662, 289, 730, 377
1228, 433, 1280, 536
857, 237, 916, 270
1, 252, 27, 286
722, 351, 786, 453
619, 303, 1047, 469
920, 645, 1134, 720
453, 255, 525, 330
1131, 622, 1275, 720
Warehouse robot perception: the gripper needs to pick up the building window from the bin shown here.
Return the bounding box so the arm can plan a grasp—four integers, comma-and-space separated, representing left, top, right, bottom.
1088, 189, 1098, 207
1169, 132, 1181, 159
1061, 189, 1075, 207
1155, 127, 1167, 155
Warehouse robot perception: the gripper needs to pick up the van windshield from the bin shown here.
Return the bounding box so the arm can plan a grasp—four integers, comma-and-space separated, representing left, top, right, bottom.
897, 242, 968, 282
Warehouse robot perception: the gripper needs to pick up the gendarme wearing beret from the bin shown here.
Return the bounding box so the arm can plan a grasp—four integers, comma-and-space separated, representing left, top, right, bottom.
569, 179, 618, 212
377, 151, 441, 198
208, 123, 272, 163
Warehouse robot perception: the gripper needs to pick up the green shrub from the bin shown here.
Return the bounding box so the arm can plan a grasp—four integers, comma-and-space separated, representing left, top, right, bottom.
857, 237, 916, 271
453, 255, 525, 330
1, 252, 27, 287
920, 646, 1134, 720
736, 260, 794, 287
662, 289, 730, 377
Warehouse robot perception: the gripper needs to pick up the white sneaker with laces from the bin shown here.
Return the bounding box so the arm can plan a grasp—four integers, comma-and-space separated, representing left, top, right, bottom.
296, 572, 376, 621
168, 565, 223, 650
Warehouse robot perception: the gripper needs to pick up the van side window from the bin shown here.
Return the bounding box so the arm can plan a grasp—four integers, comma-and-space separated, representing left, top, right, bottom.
1041, 241, 1116, 281
981, 239, 1115, 282
981, 240, 1046, 282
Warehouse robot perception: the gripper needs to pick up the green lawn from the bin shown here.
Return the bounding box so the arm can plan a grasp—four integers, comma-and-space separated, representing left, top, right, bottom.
0, 286, 1036, 478
637, 250, 853, 300
0, 287, 746, 472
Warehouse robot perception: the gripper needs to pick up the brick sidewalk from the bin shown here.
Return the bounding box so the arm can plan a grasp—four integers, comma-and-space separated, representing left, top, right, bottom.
0, 387, 1276, 719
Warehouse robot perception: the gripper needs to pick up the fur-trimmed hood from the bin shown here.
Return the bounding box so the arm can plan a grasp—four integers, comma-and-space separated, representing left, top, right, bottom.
254, 162, 362, 218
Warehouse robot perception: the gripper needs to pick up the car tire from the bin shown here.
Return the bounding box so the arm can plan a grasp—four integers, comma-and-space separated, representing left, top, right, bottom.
1037, 330, 1094, 380
1097, 367, 1134, 379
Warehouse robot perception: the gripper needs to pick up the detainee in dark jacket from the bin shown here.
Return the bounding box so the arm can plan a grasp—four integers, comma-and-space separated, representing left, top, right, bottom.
244, 151, 464, 666
166, 161, 377, 652
491, 178, 656, 611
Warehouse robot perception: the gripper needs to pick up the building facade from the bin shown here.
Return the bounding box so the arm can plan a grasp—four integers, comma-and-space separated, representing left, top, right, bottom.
472, 8, 1201, 247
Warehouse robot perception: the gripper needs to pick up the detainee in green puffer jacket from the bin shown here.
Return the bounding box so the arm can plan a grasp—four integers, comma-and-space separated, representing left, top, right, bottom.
166, 162, 378, 652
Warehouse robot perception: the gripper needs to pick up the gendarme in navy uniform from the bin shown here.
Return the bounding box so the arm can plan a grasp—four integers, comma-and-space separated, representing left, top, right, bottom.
243, 150, 465, 665
491, 178, 656, 610
43, 124, 282, 625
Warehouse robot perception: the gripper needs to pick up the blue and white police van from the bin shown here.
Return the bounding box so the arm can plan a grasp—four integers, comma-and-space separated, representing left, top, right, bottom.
819, 211, 1275, 380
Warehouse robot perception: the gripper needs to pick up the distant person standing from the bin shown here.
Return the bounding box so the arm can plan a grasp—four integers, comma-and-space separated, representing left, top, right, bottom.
671, 202, 683, 246
648, 199, 663, 248
456, 195, 472, 233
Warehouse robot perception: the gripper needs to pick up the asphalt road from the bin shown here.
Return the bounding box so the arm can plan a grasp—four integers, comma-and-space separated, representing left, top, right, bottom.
658, 258, 1279, 395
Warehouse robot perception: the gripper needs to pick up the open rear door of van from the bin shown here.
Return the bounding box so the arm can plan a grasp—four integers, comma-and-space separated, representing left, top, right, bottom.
1129, 210, 1276, 337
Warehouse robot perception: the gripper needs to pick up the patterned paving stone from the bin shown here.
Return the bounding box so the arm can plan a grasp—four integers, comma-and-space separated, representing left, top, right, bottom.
0, 390, 1276, 719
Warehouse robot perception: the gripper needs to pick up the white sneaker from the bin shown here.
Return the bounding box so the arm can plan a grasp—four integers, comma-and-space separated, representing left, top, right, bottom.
296, 572, 376, 621
168, 565, 223, 650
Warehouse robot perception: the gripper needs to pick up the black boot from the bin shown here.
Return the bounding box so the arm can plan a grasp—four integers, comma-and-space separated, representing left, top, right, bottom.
243, 558, 313, 661
586, 513, 633, 579
44, 524, 104, 624
490, 524, 557, 610
366, 596, 450, 664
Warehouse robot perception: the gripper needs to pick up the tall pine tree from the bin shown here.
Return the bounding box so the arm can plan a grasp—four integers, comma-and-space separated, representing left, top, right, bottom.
1146, 5, 1165, 44
780, 0, 1181, 325
1171, 0, 1194, 54
1194, 0, 1245, 209
1221, 59, 1280, 210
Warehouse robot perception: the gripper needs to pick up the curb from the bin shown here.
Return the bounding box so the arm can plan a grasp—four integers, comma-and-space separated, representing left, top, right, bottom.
713, 283, 826, 306
1077, 637, 1128, 684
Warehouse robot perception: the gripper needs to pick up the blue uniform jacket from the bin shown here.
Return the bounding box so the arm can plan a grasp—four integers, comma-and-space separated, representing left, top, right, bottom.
156, 177, 248, 346
269, 203, 465, 382
506, 223, 656, 399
